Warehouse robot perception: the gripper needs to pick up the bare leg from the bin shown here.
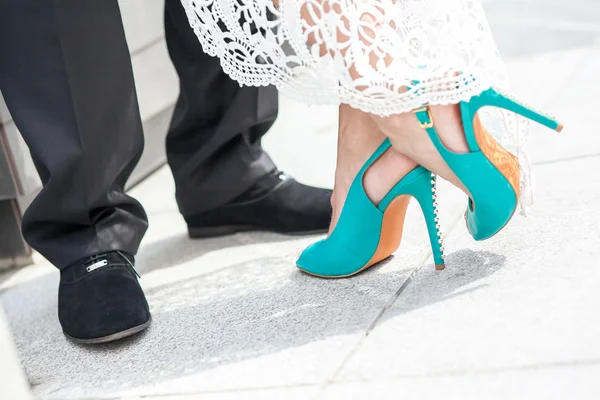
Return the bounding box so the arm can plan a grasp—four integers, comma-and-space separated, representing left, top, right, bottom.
294, 0, 472, 196
373, 106, 471, 194
330, 105, 417, 233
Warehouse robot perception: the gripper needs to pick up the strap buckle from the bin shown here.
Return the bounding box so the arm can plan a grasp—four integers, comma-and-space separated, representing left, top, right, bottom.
414, 106, 434, 129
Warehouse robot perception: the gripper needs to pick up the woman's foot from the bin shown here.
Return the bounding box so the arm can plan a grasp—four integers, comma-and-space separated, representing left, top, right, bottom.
373, 104, 471, 195
330, 105, 418, 233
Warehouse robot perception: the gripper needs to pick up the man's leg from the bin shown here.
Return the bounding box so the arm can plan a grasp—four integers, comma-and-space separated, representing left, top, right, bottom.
0, 0, 150, 343
164, 0, 277, 214
164, 0, 332, 236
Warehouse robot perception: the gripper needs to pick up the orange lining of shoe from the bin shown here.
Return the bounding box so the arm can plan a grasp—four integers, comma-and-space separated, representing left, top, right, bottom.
303, 195, 412, 279
308, 113, 517, 279
463, 113, 521, 239
473, 114, 521, 199
350, 113, 521, 276
363, 195, 411, 270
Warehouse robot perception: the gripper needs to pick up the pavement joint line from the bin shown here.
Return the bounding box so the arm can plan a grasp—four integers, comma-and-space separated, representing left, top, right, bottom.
49, 383, 322, 400
363, 205, 466, 336
131, 36, 165, 58
329, 357, 600, 384
322, 204, 466, 388
47, 355, 600, 400
493, 17, 600, 33
533, 152, 600, 167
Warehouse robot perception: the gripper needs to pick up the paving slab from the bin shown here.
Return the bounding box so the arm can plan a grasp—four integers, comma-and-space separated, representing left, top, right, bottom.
322, 365, 600, 400
1, 1, 597, 399
0, 240, 419, 399
139, 386, 320, 400
486, 0, 600, 168
334, 154, 600, 384
525, 40, 600, 165
0, 307, 33, 400
0, 136, 464, 400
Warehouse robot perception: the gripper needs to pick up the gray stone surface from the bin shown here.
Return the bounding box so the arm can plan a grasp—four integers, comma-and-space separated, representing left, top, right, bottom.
147, 387, 321, 400
0, 166, 463, 399
323, 366, 600, 400
1, 0, 599, 399
0, 307, 32, 400
335, 155, 600, 381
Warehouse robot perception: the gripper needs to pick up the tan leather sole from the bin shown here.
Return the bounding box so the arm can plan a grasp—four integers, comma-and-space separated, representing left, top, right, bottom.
64, 318, 151, 344
463, 115, 521, 238
472, 112, 562, 200
473, 115, 521, 198
467, 113, 561, 238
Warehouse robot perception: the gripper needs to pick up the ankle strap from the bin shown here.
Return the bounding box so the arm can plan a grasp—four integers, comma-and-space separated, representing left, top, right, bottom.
414, 106, 434, 129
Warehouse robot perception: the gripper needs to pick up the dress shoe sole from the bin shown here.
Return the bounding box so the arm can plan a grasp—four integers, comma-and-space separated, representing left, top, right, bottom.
63, 317, 152, 344
188, 225, 327, 238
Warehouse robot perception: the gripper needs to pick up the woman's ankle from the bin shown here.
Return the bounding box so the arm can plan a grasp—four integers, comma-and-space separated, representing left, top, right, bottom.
363, 149, 418, 206
371, 106, 470, 194
330, 143, 417, 233
372, 104, 468, 154
329, 106, 418, 232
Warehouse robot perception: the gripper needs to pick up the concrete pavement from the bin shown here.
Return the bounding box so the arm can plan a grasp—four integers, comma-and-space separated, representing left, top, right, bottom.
1, 0, 599, 399
0, 307, 32, 400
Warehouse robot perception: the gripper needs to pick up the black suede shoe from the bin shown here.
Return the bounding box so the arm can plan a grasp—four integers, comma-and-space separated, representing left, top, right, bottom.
186, 171, 332, 238
59, 251, 151, 344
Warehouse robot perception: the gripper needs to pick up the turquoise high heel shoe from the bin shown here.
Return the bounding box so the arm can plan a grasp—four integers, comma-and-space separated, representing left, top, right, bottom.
296, 139, 445, 278
414, 87, 563, 241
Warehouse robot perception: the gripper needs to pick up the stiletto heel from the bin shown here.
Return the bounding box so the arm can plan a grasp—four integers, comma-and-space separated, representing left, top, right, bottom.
469, 88, 563, 133
296, 139, 444, 278
407, 173, 446, 270
414, 87, 563, 241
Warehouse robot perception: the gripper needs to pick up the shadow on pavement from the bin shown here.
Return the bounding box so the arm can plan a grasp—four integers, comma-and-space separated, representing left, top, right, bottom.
0, 229, 506, 398
135, 231, 295, 275
381, 249, 507, 322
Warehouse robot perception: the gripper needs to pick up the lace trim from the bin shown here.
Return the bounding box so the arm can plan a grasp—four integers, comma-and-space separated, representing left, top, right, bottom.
181, 0, 533, 213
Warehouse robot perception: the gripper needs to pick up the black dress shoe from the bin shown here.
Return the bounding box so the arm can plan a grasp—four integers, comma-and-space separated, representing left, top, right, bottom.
186, 171, 332, 238
59, 251, 151, 344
